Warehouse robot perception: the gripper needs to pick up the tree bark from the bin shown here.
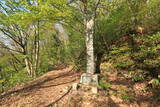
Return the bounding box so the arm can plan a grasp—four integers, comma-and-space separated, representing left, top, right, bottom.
85, 18, 95, 74
31, 21, 40, 78
24, 57, 32, 75
95, 52, 103, 74
79, 1, 98, 85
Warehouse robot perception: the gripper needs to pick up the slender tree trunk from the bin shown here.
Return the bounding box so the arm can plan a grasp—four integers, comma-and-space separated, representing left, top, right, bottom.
21, 45, 32, 76
32, 21, 40, 77
33, 38, 39, 77
24, 57, 32, 75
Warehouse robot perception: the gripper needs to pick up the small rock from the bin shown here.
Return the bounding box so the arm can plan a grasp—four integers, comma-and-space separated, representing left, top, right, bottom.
72, 83, 79, 91
63, 86, 68, 92
92, 87, 98, 94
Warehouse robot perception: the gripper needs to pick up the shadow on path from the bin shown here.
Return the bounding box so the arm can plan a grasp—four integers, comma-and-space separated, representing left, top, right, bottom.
0, 68, 79, 99
45, 87, 72, 107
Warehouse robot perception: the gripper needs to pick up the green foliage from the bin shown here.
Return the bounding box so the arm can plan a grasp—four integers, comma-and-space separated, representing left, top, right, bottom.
118, 86, 135, 102
99, 80, 110, 91
0, 0, 160, 93
153, 93, 160, 101
0, 79, 5, 84
129, 70, 145, 82
121, 95, 134, 102
77, 97, 83, 102
0, 62, 32, 92
115, 56, 134, 69
109, 47, 134, 69
8, 69, 33, 87
106, 32, 160, 84
149, 79, 160, 89
100, 62, 117, 72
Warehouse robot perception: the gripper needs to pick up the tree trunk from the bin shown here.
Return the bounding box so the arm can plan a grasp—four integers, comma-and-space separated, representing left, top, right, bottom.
85, 18, 95, 74
24, 57, 32, 75
80, 18, 96, 85
32, 21, 40, 78
95, 53, 103, 74
33, 39, 39, 77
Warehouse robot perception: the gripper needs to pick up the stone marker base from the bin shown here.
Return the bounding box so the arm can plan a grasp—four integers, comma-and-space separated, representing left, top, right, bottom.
71, 73, 100, 94
80, 73, 99, 85
72, 83, 99, 94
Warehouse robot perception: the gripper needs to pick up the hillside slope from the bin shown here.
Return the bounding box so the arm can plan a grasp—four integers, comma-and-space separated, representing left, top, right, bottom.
0, 66, 159, 107
0, 67, 81, 107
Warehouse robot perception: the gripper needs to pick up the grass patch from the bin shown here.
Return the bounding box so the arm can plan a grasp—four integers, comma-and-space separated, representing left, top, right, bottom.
99, 80, 110, 91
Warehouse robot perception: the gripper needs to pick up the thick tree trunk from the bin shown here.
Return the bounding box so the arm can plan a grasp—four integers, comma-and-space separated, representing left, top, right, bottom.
80, 18, 98, 85
80, 1, 101, 86
85, 18, 95, 74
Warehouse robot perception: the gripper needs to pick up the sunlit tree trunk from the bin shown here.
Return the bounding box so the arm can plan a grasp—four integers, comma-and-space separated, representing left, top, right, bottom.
24, 57, 32, 75
32, 21, 40, 78
79, 1, 97, 85
85, 18, 95, 74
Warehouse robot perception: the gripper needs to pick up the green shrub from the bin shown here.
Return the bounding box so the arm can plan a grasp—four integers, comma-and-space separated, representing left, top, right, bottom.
149, 79, 160, 88
107, 32, 160, 83
121, 95, 135, 102
129, 70, 145, 82
153, 94, 160, 101
118, 86, 135, 102
115, 57, 134, 69
9, 69, 33, 87
99, 80, 110, 91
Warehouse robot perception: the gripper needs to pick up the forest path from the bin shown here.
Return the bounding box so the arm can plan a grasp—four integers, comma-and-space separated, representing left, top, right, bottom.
0, 66, 160, 107
66, 70, 160, 107
0, 66, 81, 107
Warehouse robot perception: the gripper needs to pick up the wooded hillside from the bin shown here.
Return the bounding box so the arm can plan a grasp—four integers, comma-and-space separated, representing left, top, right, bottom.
0, 0, 160, 106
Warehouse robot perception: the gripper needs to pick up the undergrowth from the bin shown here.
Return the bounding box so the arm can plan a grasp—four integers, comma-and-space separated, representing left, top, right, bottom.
103, 32, 160, 88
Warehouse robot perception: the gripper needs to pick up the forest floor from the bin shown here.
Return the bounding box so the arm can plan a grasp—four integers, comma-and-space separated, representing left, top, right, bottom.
0, 65, 160, 107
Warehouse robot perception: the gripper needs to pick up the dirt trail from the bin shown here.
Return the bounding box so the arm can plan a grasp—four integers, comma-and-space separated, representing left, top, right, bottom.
66, 71, 160, 107
0, 67, 81, 107
0, 66, 159, 107
103, 71, 160, 107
